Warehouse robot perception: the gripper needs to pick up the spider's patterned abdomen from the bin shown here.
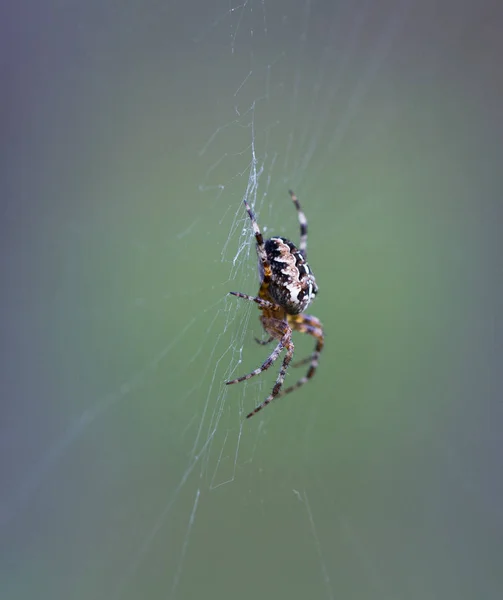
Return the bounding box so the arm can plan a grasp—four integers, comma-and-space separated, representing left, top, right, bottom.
261, 236, 318, 315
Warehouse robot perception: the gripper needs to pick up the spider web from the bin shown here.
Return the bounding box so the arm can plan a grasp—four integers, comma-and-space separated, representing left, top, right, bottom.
1, 1, 503, 600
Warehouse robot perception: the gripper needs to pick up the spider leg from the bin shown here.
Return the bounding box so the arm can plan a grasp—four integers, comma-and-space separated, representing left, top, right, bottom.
292, 355, 311, 368
246, 331, 295, 419
277, 316, 324, 398
225, 337, 285, 386
242, 198, 272, 288
254, 335, 274, 345
288, 314, 322, 367
289, 190, 308, 259
228, 291, 278, 311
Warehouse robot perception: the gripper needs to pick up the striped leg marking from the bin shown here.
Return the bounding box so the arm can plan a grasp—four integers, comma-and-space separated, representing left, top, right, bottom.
246, 336, 295, 419
243, 197, 272, 283
276, 321, 323, 398
225, 339, 285, 386
288, 190, 308, 259
228, 291, 278, 311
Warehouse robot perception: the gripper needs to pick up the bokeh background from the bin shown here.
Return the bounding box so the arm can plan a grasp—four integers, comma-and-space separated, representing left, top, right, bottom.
1, 1, 502, 599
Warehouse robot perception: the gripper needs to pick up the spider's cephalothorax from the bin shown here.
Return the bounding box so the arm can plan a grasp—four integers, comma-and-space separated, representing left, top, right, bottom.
226, 190, 324, 419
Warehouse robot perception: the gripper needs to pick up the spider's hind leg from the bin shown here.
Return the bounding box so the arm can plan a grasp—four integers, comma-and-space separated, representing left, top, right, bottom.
289, 313, 322, 367
277, 313, 324, 398
288, 190, 308, 259
225, 338, 284, 386
225, 316, 288, 386
245, 329, 295, 419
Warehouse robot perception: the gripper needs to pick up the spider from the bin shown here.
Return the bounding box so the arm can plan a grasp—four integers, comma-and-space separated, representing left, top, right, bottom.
226, 190, 324, 419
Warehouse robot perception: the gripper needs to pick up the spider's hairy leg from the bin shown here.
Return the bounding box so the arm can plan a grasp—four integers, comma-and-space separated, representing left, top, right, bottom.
288, 189, 308, 259
242, 197, 272, 285
254, 335, 274, 345
289, 314, 323, 367
228, 291, 278, 311
226, 314, 288, 386
246, 330, 295, 419
226, 293, 285, 386
276, 314, 324, 398
225, 336, 285, 386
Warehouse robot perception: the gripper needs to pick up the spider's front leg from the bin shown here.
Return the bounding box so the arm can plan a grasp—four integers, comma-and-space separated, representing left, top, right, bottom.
245, 324, 295, 419
225, 293, 285, 387
228, 291, 278, 311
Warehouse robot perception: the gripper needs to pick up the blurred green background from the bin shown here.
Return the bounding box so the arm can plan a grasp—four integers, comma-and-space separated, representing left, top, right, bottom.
2, 1, 502, 599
